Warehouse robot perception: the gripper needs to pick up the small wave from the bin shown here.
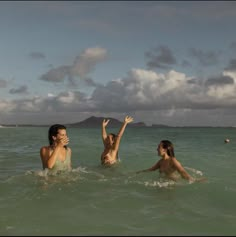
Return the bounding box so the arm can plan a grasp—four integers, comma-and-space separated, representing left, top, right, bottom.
25, 169, 49, 177
71, 166, 89, 173
184, 166, 203, 176
124, 178, 176, 189
144, 180, 176, 188
24, 166, 109, 184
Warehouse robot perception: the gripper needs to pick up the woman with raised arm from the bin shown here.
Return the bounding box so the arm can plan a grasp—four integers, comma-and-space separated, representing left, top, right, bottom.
101, 115, 133, 166
137, 140, 206, 183
40, 124, 72, 173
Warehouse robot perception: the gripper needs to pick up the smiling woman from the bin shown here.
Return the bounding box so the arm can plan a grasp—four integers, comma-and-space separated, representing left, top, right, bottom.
40, 124, 72, 173
136, 140, 207, 183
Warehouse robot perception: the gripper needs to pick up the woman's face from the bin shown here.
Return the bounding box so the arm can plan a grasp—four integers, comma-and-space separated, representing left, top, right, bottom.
53, 129, 67, 142
106, 134, 115, 146
157, 143, 165, 156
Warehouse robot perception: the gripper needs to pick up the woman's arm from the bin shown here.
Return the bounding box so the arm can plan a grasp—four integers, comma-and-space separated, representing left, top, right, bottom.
41, 137, 69, 169
113, 116, 133, 151
136, 160, 161, 173
102, 119, 110, 145
67, 148, 72, 170
40, 146, 49, 169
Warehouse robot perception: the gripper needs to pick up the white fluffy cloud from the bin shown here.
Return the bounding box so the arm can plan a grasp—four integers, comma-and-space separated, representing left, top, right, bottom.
2, 67, 236, 125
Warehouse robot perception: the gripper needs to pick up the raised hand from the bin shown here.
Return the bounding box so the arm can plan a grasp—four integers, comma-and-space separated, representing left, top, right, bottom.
124, 116, 134, 124
102, 119, 110, 127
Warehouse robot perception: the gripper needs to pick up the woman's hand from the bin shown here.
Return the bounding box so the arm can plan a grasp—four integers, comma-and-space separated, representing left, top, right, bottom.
124, 116, 134, 124
58, 136, 69, 147
102, 119, 110, 127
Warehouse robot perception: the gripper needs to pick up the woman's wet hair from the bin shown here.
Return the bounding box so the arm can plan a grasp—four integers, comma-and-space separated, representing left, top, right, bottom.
110, 133, 117, 139
48, 124, 67, 149
160, 140, 175, 158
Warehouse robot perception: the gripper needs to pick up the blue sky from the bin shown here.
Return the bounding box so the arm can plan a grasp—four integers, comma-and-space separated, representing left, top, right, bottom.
1, 1, 236, 126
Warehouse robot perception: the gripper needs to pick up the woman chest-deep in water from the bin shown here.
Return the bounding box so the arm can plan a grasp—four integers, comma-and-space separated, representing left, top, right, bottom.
159, 158, 180, 181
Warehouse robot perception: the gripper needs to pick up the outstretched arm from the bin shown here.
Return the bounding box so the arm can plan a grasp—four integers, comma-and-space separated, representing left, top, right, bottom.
113, 116, 133, 151
102, 119, 110, 145
136, 160, 161, 174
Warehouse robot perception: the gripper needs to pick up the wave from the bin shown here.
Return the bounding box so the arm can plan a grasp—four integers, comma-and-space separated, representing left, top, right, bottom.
1, 165, 206, 191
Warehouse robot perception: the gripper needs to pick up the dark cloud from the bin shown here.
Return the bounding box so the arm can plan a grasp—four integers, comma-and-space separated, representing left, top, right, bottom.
83, 77, 100, 87
225, 59, 236, 71
187, 78, 201, 85
145, 45, 177, 69
39, 47, 108, 86
181, 59, 192, 68
40, 66, 70, 83
205, 75, 234, 86
9, 85, 28, 94
188, 48, 220, 66
29, 52, 46, 60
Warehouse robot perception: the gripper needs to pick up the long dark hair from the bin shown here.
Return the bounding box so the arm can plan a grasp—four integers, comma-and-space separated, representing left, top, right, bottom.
160, 140, 175, 158
48, 124, 67, 149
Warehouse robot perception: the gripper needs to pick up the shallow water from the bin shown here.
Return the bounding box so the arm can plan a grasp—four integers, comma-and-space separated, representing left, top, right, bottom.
0, 126, 236, 235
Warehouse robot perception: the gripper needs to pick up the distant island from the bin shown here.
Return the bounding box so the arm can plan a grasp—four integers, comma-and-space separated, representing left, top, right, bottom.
0, 116, 170, 128
2, 116, 236, 128
66, 116, 149, 128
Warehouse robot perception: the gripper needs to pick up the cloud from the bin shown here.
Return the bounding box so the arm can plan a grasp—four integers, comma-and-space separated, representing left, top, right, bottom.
39, 47, 108, 85
9, 85, 28, 95
225, 59, 236, 71
0, 79, 7, 88
90, 69, 196, 111
181, 59, 192, 68
205, 75, 234, 86
69, 47, 108, 80
29, 52, 46, 60
188, 48, 220, 66
145, 46, 177, 69
3, 68, 236, 125
90, 68, 236, 112
40, 66, 70, 83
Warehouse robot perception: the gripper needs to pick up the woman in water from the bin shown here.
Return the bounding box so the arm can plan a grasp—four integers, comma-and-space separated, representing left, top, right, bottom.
137, 140, 206, 182
101, 115, 133, 166
40, 124, 72, 173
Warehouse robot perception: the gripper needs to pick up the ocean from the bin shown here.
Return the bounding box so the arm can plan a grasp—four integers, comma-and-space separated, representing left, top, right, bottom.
0, 126, 236, 235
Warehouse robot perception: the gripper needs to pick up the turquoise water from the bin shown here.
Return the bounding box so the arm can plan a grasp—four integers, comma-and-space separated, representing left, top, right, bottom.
0, 126, 236, 235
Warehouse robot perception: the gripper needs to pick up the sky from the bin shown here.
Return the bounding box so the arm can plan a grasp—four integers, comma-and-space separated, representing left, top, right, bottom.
1, 1, 236, 126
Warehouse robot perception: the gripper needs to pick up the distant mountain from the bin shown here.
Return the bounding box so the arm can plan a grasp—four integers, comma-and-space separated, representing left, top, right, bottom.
66, 116, 147, 128
151, 124, 170, 128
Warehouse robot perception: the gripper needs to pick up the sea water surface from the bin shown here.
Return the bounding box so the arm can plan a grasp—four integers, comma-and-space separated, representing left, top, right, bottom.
0, 126, 236, 235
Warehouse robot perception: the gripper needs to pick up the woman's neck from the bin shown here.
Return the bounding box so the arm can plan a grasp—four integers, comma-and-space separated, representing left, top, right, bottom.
162, 154, 170, 160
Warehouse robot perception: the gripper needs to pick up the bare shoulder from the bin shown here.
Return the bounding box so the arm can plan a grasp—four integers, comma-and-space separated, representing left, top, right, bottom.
40, 146, 49, 152
171, 157, 183, 167
40, 146, 50, 158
